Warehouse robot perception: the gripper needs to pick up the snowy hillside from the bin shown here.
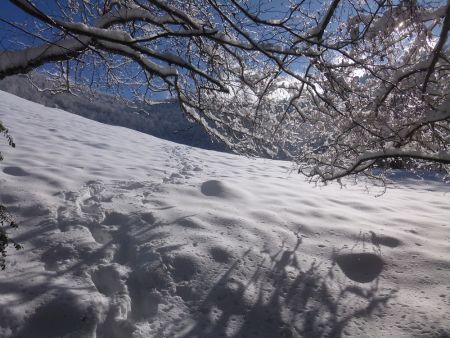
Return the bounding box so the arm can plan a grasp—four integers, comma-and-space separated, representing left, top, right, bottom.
0, 90, 449, 338
0, 75, 226, 152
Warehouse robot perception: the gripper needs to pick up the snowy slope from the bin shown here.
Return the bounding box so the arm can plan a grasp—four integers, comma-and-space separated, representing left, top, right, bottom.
0, 90, 449, 338
0, 74, 226, 152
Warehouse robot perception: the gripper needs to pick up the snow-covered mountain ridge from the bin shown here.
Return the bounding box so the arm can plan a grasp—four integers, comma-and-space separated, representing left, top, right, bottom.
0, 90, 449, 337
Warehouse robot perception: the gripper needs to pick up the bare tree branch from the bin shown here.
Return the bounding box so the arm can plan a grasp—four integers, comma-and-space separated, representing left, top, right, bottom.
0, 0, 448, 183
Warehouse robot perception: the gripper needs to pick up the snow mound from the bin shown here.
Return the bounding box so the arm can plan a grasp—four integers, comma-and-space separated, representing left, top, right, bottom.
334, 253, 384, 283
0, 90, 449, 338
200, 180, 249, 200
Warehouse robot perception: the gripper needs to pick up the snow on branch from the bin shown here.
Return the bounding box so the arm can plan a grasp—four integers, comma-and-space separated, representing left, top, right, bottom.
1, 0, 449, 183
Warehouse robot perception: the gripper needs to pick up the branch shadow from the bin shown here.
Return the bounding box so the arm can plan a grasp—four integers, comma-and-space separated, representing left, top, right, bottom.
178, 234, 396, 338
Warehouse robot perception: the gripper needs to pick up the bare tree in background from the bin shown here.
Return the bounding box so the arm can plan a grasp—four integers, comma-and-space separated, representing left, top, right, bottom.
0, 0, 449, 183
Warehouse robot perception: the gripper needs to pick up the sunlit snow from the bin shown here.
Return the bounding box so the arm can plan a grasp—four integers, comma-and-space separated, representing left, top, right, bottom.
0, 91, 449, 337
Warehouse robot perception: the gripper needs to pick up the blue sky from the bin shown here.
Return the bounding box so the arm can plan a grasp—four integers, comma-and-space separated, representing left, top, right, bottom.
0, 0, 385, 101
0, 2, 31, 50
0, 1, 70, 50
0, 1, 171, 100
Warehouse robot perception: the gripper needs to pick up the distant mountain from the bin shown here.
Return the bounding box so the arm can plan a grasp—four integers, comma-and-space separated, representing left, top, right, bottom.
0, 74, 226, 151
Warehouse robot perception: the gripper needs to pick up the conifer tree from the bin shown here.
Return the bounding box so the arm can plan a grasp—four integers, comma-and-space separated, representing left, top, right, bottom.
0, 121, 21, 270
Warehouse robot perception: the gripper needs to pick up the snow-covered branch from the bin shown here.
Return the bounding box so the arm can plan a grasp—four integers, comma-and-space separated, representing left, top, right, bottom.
1, 0, 449, 183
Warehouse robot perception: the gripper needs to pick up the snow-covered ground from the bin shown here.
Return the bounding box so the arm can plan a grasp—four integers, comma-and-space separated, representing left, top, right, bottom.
0, 90, 449, 338
0, 74, 225, 152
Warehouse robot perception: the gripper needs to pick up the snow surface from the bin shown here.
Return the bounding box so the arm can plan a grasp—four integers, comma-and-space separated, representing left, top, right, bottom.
0, 74, 225, 152
0, 90, 449, 338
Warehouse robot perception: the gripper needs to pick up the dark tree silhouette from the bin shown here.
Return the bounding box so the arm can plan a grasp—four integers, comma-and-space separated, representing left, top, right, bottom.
0, 121, 21, 270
